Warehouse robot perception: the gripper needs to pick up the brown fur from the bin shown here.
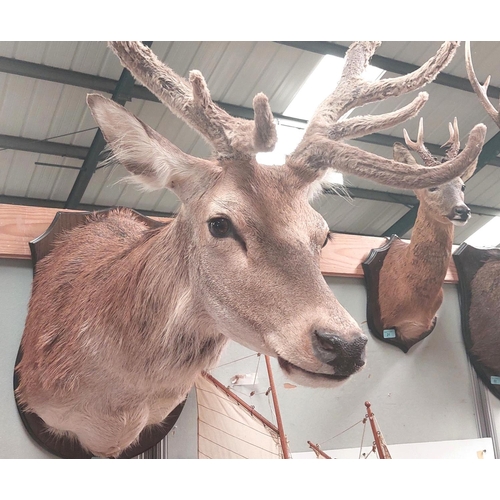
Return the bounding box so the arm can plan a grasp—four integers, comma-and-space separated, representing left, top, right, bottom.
15, 42, 486, 457
469, 260, 500, 374
378, 133, 474, 345
464, 42, 500, 374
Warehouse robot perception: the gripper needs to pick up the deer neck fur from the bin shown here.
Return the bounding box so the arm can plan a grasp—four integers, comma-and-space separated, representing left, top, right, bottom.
404, 202, 454, 291
110, 213, 228, 387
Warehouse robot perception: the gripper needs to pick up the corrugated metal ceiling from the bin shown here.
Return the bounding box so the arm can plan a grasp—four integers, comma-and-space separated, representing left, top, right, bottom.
0, 41, 499, 245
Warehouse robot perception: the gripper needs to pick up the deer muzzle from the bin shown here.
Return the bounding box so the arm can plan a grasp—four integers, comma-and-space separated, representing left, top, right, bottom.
276, 328, 368, 387
449, 204, 471, 226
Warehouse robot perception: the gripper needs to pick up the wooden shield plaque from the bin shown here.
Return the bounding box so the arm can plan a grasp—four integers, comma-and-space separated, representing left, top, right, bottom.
453, 243, 500, 401
13, 208, 186, 459
362, 235, 437, 353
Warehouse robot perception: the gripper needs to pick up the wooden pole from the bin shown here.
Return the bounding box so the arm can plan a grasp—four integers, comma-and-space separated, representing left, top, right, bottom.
365, 401, 390, 459
307, 441, 332, 459
265, 355, 291, 459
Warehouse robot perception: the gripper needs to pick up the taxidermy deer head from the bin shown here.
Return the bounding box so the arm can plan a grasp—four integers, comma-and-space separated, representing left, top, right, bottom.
15, 41, 486, 457
376, 117, 477, 351
462, 41, 500, 379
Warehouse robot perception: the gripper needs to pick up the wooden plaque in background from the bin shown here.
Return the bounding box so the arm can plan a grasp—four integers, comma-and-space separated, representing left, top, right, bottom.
362, 235, 437, 353
453, 243, 500, 401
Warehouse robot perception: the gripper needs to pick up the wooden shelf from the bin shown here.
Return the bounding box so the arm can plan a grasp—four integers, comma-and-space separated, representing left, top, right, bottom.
0, 204, 458, 283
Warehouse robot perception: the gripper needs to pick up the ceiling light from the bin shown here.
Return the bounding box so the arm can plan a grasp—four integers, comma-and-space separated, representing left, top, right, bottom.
465, 217, 500, 248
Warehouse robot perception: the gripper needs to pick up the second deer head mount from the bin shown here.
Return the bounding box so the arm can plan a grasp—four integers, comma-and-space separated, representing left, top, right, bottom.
454, 41, 500, 400
364, 117, 476, 352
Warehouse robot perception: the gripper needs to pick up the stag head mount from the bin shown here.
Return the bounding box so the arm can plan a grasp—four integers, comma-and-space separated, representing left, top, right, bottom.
14, 41, 487, 458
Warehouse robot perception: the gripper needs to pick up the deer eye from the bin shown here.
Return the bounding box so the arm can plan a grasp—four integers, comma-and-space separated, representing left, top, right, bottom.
461, 184, 466, 192
428, 186, 439, 192
208, 217, 232, 238
322, 232, 332, 248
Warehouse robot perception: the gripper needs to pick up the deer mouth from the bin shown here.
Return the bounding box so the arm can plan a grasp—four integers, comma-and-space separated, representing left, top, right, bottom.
277, 356, 351, 386
449, 214, 471, 226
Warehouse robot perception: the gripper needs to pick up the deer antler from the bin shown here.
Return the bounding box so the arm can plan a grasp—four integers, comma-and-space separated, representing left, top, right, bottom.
442, 117, 461, 160
108, 41, 277, 159
403, 118, 436, 166
465, 41, 500, 128
403, 117, 460, 165
288, 41, 486, 190
403, 117, 476, 181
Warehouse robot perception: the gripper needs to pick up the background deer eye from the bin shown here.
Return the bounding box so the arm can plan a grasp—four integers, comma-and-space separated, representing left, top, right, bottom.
209, 218, 232, 238
428, 186, 439, 192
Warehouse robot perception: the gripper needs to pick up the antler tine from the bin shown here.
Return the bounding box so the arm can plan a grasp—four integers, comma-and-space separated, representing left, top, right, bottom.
403, 118, 437, 166
442, 117, 460, 160
108, 42, 277, 158
300, 41, 459, 144
465, 41, 500, 128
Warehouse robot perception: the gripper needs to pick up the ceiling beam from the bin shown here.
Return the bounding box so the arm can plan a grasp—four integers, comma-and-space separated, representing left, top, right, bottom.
276, 42, 500, 100
382, 130, 500, 236
0, 55, 155, 102
0, 133, 89, 159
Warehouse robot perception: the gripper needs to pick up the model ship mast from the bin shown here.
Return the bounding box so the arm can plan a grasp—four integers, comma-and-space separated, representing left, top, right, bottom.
196, 355, 291, 459
365, 401, 392, 459
308, 401, 391, 459
265, 355, 291, 458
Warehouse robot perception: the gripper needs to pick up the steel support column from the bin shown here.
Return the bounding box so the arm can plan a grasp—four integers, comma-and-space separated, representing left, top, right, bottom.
64, 42, 153, 209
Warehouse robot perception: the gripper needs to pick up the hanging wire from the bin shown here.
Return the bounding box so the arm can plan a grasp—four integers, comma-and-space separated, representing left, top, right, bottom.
358, 417, 368, 459
363, 444, 377, 459
252, 353, 261, 385
211, 353, 259, 369
317, 418, 364, 448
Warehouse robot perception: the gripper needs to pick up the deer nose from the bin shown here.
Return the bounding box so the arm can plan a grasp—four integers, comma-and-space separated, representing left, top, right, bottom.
312, 330, 367, 375
454, 205, 471, 219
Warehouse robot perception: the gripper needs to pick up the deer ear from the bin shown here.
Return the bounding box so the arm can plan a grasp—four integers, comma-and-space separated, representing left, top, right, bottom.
461, 159, 478, 182
86, 94, 217, 201
393, 142, 418, 165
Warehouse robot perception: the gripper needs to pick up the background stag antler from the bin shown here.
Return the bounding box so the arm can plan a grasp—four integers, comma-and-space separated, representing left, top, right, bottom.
465, 41, 500, 129
403, 117, 477, 181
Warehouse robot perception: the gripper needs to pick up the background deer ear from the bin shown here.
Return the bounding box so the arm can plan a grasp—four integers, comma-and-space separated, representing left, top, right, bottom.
461, 159, 478, 182
393, 142, 418, 165
86, 94, 218, 202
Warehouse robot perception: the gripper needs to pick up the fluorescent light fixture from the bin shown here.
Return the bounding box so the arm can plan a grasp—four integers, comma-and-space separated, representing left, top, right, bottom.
257, 53, 385, 186
284, 54, 385, 121
465, 217, 500, 248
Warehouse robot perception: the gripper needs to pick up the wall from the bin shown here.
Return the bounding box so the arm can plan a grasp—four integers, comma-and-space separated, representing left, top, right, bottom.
0, 259, 54, 458
0, 260, 496, 459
